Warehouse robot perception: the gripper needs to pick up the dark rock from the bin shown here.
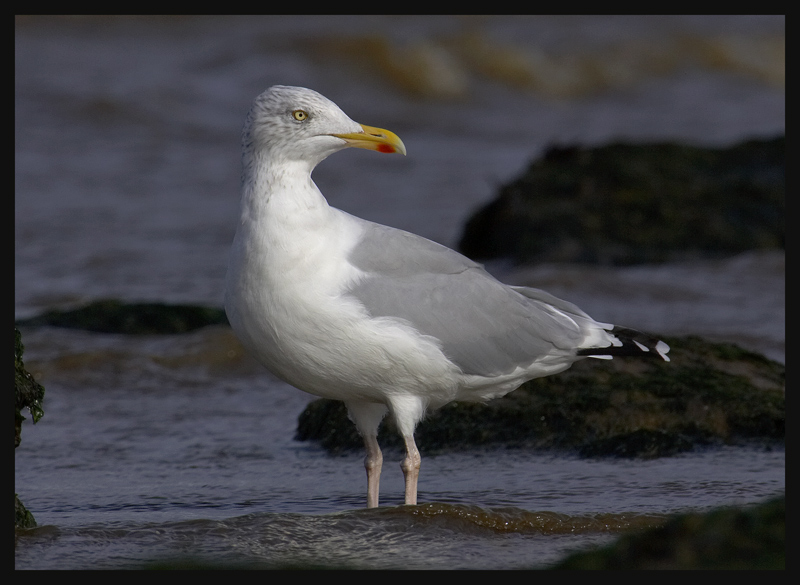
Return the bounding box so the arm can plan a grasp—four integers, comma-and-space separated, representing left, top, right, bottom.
15, 300, 228, 335
15, 329, 44, 448
576, 428, 696, 459
15, 328, 45, 528
551, 494, 785, 569
296, 335, 784, 457
15, 494, 37, 530
458, 137, 785, 265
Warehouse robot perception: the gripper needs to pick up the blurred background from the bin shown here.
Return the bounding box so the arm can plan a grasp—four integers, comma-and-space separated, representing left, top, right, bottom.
15, 15, 785, 329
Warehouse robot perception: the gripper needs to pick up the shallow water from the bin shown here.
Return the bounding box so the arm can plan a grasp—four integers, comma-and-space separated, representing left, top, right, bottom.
15, 326, 785, 569
15, 16, 784, 569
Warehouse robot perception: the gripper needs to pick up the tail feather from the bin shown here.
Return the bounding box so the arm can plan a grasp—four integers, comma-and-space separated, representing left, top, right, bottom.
577, 326, 670, 362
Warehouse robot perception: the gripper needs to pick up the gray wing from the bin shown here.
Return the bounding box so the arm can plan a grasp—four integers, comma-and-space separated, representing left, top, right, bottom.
346, 223, 590, 377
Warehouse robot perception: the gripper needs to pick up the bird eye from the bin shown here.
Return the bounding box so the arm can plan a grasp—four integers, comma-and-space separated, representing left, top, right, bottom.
292, 109, 309, 121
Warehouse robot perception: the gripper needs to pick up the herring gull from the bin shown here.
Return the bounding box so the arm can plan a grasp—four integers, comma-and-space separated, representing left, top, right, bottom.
224, 85, 670, 508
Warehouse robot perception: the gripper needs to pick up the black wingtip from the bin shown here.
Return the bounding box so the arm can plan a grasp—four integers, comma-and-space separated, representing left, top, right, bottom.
577, 326, 670, 362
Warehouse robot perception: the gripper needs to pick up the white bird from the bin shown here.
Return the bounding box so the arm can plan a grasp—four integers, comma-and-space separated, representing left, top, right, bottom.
225, 85, 670, 509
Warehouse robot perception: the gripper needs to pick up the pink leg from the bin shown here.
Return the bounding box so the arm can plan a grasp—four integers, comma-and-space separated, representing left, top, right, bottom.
346, 401, 388, 508
363, 433, 383, 509
401, 434, 421, 506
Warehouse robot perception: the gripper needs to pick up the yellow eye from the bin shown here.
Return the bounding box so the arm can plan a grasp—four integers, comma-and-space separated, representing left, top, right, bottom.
292, 109, 308, 121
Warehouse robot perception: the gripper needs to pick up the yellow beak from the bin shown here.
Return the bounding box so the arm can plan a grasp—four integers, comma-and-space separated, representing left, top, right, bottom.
331, 124, 407, 155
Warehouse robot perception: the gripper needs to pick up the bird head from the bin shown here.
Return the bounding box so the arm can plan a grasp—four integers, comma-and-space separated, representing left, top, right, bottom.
243, 85, 406, 170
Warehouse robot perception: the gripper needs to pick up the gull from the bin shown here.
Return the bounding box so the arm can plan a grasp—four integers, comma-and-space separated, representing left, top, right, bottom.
224, 85, 670, 509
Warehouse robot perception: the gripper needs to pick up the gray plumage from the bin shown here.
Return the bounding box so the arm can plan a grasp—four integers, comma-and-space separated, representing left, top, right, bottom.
346, 221, 593, 377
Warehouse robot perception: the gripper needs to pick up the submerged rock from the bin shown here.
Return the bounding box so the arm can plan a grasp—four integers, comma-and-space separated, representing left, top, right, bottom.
458, 136, 785, 265
296, 335, 784, 458
15, 300, 228, 335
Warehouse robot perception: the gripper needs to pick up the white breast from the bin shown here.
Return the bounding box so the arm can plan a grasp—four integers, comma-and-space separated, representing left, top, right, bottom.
225, 193, 460, 406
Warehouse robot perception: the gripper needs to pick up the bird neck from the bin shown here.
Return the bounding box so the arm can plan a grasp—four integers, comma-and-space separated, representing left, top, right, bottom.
240, 153, 330, 223
231, 151, 348, 285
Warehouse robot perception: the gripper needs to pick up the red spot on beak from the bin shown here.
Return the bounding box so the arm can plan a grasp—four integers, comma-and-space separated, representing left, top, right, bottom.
376, 144, 396, 154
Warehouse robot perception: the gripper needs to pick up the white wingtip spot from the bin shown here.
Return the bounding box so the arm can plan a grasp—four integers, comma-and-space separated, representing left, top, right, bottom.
656, 340, 671, 362
634, 340, 650, 352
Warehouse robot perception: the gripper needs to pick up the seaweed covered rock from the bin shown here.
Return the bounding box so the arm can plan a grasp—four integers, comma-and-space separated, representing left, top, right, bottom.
15, 328, 45, 529
15, 329, 44, 448
458, 137, 785, 265
551, 494, 785, 569
15, 300, 228, 335
296, 336, 784, 458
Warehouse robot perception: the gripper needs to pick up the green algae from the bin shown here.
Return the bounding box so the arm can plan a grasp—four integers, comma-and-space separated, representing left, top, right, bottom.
551, 494, 785, 569
15, 328, 45, 528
